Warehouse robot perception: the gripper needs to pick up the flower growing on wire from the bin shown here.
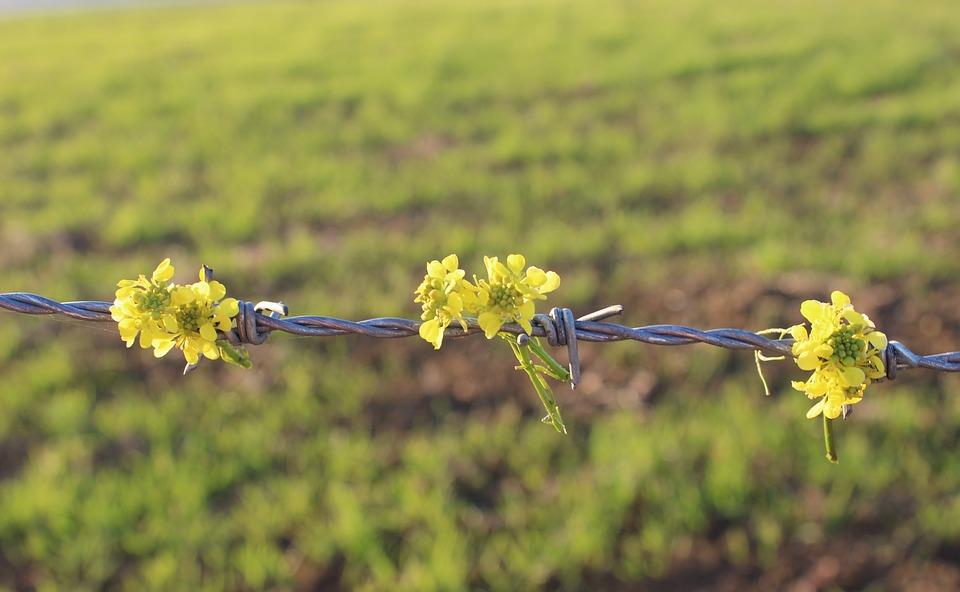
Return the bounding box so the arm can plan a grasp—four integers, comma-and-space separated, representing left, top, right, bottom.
111, 258, 177, 349
414, 253, 569, 433
414, 254, 473, 350
412, 253, 562, 347
158, 267, 240, 364
471, 254, 560, 338
790, 290, 887, 421
112, 259, 244, 367
757, 289, 887, 462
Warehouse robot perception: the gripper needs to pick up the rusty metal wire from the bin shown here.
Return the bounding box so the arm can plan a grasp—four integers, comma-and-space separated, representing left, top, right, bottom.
2, 292, 959, 386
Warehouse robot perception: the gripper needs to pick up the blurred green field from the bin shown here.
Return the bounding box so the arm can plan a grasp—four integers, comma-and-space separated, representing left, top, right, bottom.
2, 0, 960, 589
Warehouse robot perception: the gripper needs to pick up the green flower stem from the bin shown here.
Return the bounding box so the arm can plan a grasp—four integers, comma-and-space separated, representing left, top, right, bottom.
216, 339, 252, 369
525, 337, 571, 383
507, 338, 567, 434
823, 415, 838, 463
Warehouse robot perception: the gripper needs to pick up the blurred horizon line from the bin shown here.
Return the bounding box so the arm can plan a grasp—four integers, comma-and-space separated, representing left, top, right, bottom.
0, 0, 247, 18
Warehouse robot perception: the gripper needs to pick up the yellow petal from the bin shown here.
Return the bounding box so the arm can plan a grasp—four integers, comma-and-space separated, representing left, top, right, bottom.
831, 290, 850, 307
215, 314, 232, 330
814, 343, 834, 358
519, 316, 533, 334
139, 329, 153, 349
118, 317, 138, 336
823, 399, 843, 419
219, 298, 239, 318
193, 281, 210, 300
118, 300, 139, 316
441, 254, 459, 272
183, 346, 200, 365
867, 331, 887, 351
459, 285, 479, 312
797, 351, 820, 371
541, 271, 560, 293
202, 341, 220, 359
171, 286, 195, 306
153, 339, 176, 358
117, 320, 139, 346
807, 377, 828, 396
800, 300, 826, 323
152, 258, 174, 283
207, 281, 226, 301
842, 309, 865, 327
115, 287, 138, 301
483, 256, 497, 279
507, 254, 525, 273
199, 323, 218, 342
518, 300, 535, 323
446, 291, 463, 314
427, 260, 444, 278
478, 312, 502, 339
418, 318, 442, 349
806, 399, 825, 419
525, 267, 547, 287
840, 366, 865, 387
476, 287, 489, 305
110, 303, 124, 322
162, 314, 178, 333
790, 324, 808, 341
844, 390, 864, 405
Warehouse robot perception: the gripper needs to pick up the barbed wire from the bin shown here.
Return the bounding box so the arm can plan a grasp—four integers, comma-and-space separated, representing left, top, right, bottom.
2, 292, 959, 386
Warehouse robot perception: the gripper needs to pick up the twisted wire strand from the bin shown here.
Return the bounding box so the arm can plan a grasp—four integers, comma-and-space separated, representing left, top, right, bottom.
2, 292, 959, 378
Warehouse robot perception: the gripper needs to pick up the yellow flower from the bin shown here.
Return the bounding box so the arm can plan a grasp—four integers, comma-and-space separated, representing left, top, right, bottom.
789, 290, 887, 419
414, 254, 472, 349
413, 252, 569, 434
111, 260, 240, 365
159, 266, 240, 364
110, 258, 178, 349
470, 254, 560, 339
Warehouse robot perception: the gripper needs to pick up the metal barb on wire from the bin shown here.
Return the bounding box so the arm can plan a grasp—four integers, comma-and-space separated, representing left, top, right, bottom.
3, 292, 960, 380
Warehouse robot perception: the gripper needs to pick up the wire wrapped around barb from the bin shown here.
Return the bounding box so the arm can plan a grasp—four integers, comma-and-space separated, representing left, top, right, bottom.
881, 340, 960, 379
3, 292, 960, 377
529, 306, 625, 389
183, 300, 289, 376
885, 343, 900, 380
224, 300, 288, 346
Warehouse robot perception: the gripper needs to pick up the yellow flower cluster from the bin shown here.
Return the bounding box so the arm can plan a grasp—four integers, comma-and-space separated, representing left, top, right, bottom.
789, 290, 887, 420
414, 253, 561, 349
414, 254, 471, 350
415, 252, 568, 434
474, 254, 561, 339
110, 259, 242, 365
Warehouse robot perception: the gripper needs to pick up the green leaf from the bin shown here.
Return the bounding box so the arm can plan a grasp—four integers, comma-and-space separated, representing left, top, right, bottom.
217, 340, 252, 369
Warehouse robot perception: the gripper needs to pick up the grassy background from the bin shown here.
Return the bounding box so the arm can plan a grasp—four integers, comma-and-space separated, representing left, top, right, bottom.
2, 0, 960, 589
